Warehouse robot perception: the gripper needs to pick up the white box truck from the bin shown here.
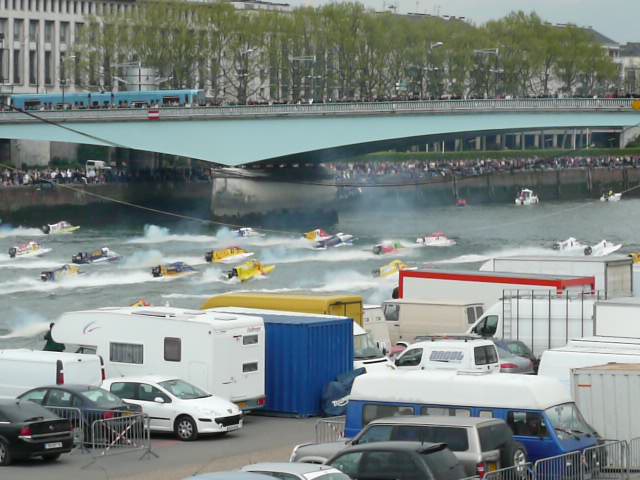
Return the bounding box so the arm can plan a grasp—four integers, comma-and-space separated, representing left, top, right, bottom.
363, 305, 391, 352
382, 299, 485, 344
593, 297, 640, 337
0, 349, 104, 399
480, 255, 632, 299
572, 363, 640, 442
399, 269, 594, 310
52, 306, 266, 410
467, 291, 601, 356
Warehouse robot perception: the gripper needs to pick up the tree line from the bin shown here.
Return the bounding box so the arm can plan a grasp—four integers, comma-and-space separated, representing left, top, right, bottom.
73, 1, 619, 104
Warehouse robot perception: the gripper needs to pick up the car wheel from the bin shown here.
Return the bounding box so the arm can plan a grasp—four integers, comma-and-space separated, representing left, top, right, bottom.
174, 415, 198, 441
41, 453, 61, 462
511, 442, 528, 466
0, 439, 12, 466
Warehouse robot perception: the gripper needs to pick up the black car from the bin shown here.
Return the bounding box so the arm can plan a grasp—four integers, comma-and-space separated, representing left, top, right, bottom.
328, 441, 466, 480
0, 399, 73, 466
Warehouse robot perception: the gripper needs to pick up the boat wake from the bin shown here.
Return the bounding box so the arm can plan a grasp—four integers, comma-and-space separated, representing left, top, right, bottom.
0, 271, 154, 295
261, 247, 379, 264
0, 309, 50, 339
432, 246, 567, 265
127, 225, 218, 244
0, 258, 61, 270
0, 225, 45, 238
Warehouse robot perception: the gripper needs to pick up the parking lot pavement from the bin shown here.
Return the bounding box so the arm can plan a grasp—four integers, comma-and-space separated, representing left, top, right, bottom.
3, 415, 319, 480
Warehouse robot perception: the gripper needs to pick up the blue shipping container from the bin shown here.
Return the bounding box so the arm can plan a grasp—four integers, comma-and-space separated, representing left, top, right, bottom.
213, 309, 354, 417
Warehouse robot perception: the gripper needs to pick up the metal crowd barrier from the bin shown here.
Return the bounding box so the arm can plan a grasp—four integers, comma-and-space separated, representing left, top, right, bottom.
315, 416, 346, 443
485, 463, 534, 480
90, 413, 156, 460
45, 406, 87, 451
533, 441, 628, 480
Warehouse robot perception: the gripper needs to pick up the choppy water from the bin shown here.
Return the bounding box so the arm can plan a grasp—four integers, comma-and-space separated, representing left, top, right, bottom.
1, 197, 639, 350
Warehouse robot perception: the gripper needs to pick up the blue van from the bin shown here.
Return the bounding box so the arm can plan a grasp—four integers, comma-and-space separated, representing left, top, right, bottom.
345, 370, 599, 462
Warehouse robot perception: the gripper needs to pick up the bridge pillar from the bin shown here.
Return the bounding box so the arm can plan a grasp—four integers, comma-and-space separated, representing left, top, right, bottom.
533, 134, 540, 149
552, 134, 559, 149
474, 136, 482, 150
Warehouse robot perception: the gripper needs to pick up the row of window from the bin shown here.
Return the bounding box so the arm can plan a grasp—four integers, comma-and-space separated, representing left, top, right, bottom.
1, 0, 131, 17
0, 18, 77, 44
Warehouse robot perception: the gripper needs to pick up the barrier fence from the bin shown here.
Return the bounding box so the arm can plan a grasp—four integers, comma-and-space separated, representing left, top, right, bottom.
485, 463, 533, 480
315, 416, 346, 443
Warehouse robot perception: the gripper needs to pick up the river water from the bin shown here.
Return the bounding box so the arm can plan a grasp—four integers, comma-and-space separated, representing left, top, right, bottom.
1, 197, 638, 350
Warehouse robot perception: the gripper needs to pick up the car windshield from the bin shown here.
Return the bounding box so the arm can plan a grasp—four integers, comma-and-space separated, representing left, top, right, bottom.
80, 389, 124, 409
159, 379, 210, 399
354, 332, 383, 360
545, 403, 595, 438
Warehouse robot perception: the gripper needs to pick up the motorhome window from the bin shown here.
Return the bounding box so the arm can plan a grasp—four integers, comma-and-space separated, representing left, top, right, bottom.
363, 404, 415, 424
110, 342, 143, 364
243, 334, 258, 345
421, 407, 471, 417
395, 348, 423, 367
76, 345, 97, 354
21, 389, 46, 404
164, 337, 181, 362
466, 307, 477, 324
429, 350, 464, 363
383, 303, 399, 321
110, 382, 137, 400
506, 411, 548, 437
243, 362, 258, 373
474, 345, 498, 365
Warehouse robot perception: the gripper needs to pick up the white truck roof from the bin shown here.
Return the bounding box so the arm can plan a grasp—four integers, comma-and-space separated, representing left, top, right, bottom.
350, 370, 572, 410
0, 349, 96, 363
596, 297, 640, 306
385, 299, 484, 306
484, 255, 631, 265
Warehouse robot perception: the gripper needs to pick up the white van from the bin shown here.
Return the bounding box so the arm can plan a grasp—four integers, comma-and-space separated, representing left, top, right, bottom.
51, 306, 266, 410
393, 337, 500, 373
0, 349, 104, 399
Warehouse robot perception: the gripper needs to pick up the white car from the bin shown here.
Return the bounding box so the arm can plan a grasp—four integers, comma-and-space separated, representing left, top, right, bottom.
102, 375, 243, 441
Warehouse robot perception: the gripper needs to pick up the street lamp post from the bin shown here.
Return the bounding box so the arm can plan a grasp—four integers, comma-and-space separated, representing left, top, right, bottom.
424, 41, 443, 99
474, 48, 499, 98
60, 54, 75, 107
289, 55, 316, 102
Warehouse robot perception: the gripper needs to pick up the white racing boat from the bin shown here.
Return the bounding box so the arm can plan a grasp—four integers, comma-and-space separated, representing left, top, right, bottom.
313, 233, 354, 250
41, 220, 80, 234
552, 237, 587, 253
8, 241, 51, 259
233, 227, 264, 238
416, 231, 456, 247
600, 191, 622, 202
585, 240, 622, 256
515, 188, 539, 206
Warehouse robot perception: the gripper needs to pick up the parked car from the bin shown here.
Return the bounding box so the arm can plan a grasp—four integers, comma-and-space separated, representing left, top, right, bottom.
494, 340, 539, 373
0, 399, 73, 466
495, 345, 535, 375
327, 441, 466, 480
102, 375, 243, 441
242, 463, 350, 480
184, 473, 276, 480
291, 416, 526, 477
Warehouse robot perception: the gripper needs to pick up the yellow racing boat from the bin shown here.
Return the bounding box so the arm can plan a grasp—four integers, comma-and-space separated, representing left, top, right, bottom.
225, 260, 275, 282
372, 259, 414, 278
205, 246, 254, 264
41, 264, 81, 281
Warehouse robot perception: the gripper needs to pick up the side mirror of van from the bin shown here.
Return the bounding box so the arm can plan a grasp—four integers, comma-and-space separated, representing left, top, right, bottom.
154, 396, 165, 404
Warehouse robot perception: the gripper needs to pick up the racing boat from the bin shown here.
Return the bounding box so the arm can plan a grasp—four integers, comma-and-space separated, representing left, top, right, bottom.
71, 247, 120, 264
40, 264, 81, 282
205, 246, 254, 264
224, 259, 275, 282
233, 227, 264, 238
416, 232, 456, 247
515, 188, 539, 206
304, 228, 332, 242
151, 262, 197, 279
373, 241, 403, 255
600, 191, 622, 202
8, 241, 51, 259
585, 240, 622, 256
629, 253, 640, 264
456, 199, 467, 207
372, 260, 415, 278
41, 221, 80, 234
313, 233, 354, 250
552, 237, 587, 253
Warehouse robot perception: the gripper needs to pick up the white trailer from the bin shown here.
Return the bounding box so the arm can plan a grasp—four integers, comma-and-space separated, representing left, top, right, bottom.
0, 349, 104, 399
467, 291, 601, 356
399, 269, 594, 310
52, 307, 266, 410
382, 299, 485, 344
363, 305, 391, 351
572, 363, 640, 442
480, 255, 632, 299
593, 297, 640, 337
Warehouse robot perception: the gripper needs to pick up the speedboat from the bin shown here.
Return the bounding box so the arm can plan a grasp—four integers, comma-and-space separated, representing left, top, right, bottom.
372, 260, 415, 278
8, 241, 51, 259
233, 227, 264, 238
585, 240, 622, 256
205, 246, 254, 264
416, 232, 456, 247
313, 233, 354, 250
515, 188, 539, 206
151, 262, 197, 279
373, 241, 403, 255
600, 191, 622, 202
456, 199, 467, 207
41, 221, 80, 234
552, 237, 587, 253
304, 228, 332, 242
41, 264, 81, 282
629, 253, 640, 264
72, 247, 120, 264
224, 260, 275, 282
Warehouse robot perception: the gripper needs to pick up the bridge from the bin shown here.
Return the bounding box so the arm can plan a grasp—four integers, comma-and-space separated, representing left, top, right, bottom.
0, 98, 638, 166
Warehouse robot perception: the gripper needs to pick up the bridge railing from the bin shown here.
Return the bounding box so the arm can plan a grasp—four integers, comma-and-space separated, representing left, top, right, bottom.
0, 98, 634, 122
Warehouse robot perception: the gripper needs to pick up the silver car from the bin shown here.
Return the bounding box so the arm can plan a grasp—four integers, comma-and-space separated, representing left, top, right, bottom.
243, 462, 349, 480
291, 416, 527, 478
496, 345, 535, 374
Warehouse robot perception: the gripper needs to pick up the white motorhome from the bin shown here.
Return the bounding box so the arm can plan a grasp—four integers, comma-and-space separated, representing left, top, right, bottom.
382, 299, 484, 344
394, 337, 500, 373
467, 291, 599, 356
538, 337, 640, 392
52, 307, 266, 410
0, 349, 104, 399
